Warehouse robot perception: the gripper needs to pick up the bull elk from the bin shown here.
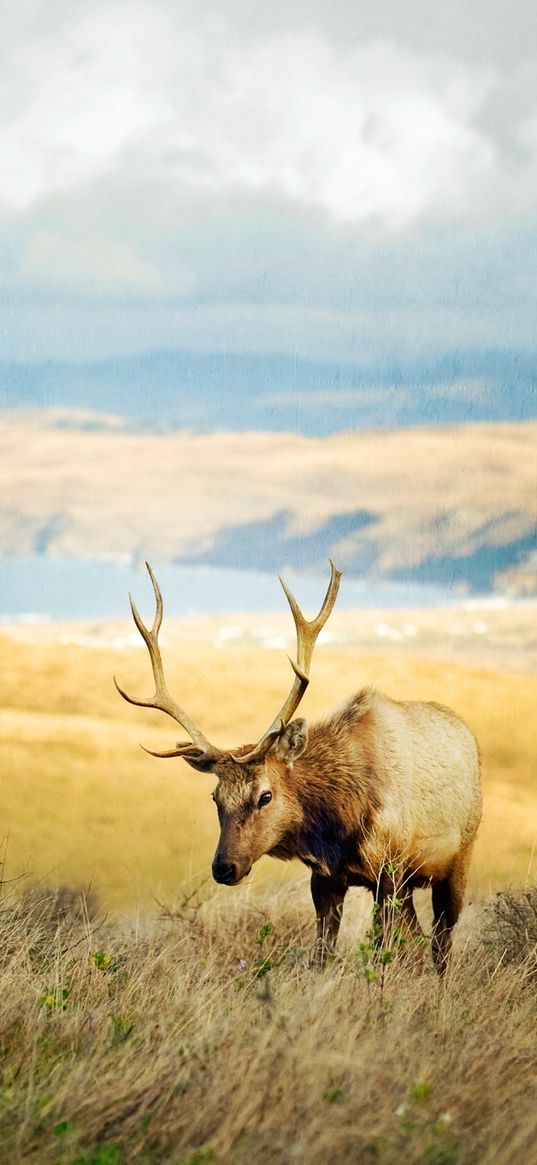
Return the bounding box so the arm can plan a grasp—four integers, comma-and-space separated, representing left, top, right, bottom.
115, 562, 481, 971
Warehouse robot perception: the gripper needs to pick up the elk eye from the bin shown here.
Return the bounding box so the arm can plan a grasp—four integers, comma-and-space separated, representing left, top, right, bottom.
258, 790, 272, 808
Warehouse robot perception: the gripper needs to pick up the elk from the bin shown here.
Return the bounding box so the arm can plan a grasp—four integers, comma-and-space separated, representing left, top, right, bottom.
115, 562, 481, 972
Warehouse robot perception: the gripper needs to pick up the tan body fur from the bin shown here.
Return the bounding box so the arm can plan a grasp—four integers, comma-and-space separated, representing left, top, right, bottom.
211, 687, 482, 971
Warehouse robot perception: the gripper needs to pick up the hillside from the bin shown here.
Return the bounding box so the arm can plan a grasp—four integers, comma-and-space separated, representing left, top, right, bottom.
0, 412, 535, 594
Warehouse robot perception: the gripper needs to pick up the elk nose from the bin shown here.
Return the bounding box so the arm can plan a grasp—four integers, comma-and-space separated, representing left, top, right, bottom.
212, 856, 238, 885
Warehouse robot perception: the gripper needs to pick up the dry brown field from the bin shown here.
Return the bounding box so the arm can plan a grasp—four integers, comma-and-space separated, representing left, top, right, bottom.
0, 606, 536, 1164
1, 603, 535, 912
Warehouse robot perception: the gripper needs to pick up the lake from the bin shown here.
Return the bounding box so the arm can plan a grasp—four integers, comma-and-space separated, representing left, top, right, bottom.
0, 555, 492, 623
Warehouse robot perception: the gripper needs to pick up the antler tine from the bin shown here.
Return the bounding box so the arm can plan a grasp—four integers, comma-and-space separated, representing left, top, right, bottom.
234, 561, 342, 765
134, 560, 163, 638
140, 743, 208, 759
279, 558, 342, 675
114, 562, 213, 756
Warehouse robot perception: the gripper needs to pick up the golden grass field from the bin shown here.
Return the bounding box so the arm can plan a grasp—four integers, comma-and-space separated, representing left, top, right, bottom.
1, 606, 535, 911
0, 608, 536, 1163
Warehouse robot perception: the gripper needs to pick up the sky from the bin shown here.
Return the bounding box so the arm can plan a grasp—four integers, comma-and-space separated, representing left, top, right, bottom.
2, 0, 537, 364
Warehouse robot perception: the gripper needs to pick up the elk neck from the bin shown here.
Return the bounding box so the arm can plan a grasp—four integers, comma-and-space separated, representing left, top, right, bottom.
269, 690, 381, 880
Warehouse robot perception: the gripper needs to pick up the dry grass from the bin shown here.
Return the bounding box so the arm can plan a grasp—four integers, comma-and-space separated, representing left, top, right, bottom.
482, 886, 537, 977
0, 879, 536, 1165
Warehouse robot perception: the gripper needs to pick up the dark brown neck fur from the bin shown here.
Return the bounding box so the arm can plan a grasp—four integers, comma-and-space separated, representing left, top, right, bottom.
269, 692, 381, 879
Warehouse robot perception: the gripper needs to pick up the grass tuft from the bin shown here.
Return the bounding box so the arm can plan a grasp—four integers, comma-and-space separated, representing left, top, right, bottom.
481, 882, 537, 977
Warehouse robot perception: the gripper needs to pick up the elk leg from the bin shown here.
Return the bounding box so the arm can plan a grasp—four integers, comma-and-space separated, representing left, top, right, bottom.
431, 844, 473, 975
396, 887, 431, 970
310, 873, 347, 969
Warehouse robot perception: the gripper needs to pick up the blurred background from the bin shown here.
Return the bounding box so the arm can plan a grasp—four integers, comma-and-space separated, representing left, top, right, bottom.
0, 0, 535, 915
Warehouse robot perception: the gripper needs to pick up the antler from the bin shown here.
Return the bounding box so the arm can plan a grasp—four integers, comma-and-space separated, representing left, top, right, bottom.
114, 562, 215, 760
234, 560, 342, 764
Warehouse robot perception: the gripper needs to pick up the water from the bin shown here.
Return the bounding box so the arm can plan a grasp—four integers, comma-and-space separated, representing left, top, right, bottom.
0, 555, 480, 623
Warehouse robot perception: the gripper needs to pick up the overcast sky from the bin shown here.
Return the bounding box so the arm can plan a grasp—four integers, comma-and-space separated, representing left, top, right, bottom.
2, 0, 537, 363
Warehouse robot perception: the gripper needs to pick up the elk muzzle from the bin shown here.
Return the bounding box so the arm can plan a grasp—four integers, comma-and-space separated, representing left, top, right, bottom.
211, 852, 251, 886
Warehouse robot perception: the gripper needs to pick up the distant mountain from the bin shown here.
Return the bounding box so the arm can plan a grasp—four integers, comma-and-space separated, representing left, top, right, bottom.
0, 348, 535, 435
1, 413, 535, 596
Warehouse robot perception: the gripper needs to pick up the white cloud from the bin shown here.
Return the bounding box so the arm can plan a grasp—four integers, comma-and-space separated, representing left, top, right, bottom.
180, 33, 496, 227
1, 5, 170, 212
18, 228, 164, 294
0, 1, 529, 231
1, 0, 536, 359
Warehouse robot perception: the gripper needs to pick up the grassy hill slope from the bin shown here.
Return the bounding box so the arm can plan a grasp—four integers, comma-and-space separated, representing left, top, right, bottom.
1, 413, 536, 592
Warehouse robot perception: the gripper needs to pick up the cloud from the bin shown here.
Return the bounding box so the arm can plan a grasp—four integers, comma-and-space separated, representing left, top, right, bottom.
1, 1, 537, 360
1, 4, 170, 213
17, 227, 166, 295
0, 1, 532, 231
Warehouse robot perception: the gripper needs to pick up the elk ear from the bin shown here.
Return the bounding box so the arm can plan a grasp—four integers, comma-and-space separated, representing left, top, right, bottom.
179, 748, 220, 773
183, 755, 217, 773
271, 718, 309, 766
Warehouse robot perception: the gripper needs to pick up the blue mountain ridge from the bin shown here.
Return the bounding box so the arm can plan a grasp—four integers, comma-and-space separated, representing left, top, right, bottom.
0, 347, 535, 435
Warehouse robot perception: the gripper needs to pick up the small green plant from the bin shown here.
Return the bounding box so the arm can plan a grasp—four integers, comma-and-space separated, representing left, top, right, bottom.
109, 1014, 134, 1044
173, 1080, 191, 1097
247, 921, 275, 977
356, 941, 379, 983
72, 1145, 122, 1165
285, 947, 307, 965
355, 884, 418, 993
176, 1149, 214, 1165
254, 956, 273, 978
365, 1136, 386, 1157
393, 1090, 459, 1164
423, 1139, 460, 1164
255, 922, 274, 945
323, 1086, 347, 1104
412, 1080, 433, 1103
53, 1118, 71, 1136
92, 950, 112, 970
38, 985, 69, 1013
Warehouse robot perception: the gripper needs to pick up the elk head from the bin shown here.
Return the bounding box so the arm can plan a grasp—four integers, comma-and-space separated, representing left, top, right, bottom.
115, 561, 342, 885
